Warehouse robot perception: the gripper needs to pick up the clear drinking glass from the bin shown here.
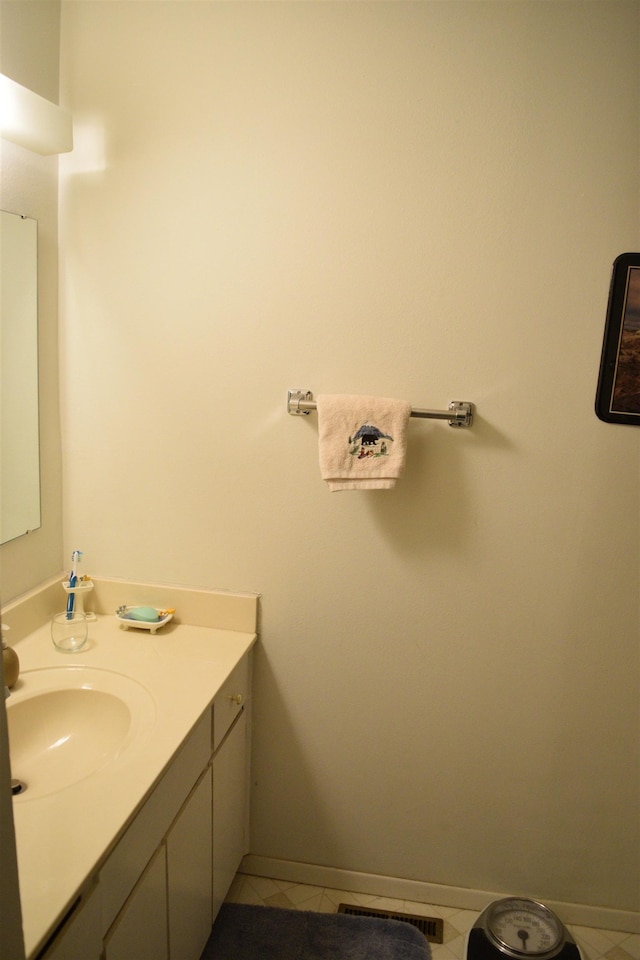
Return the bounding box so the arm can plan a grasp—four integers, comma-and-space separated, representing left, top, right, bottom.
51, 612, 88, 653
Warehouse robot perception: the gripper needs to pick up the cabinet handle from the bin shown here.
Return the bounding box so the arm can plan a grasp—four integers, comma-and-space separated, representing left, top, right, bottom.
229, 693, 243, 706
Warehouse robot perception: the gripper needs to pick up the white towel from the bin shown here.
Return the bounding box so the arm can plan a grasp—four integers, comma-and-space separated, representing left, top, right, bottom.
316, 394, 412, 491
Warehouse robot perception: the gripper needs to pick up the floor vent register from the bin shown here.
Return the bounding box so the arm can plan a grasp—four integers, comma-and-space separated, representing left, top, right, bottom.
338, 903, 445, 942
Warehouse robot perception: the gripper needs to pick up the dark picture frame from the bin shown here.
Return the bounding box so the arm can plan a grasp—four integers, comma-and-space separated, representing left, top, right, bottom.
596, 253, 640, 424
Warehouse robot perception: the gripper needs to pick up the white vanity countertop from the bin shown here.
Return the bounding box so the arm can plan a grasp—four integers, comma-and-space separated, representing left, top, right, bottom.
9, 614, 256, 959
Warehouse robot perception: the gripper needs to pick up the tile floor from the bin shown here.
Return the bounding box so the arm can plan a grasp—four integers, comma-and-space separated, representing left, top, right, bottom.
226, 873, 640, 960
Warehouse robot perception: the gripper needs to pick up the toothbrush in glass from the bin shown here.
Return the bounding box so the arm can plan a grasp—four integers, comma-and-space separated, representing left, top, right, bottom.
66, 550, 82, 619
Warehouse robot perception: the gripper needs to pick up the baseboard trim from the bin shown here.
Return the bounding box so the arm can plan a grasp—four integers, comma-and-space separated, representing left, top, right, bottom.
240, 856, 639, 935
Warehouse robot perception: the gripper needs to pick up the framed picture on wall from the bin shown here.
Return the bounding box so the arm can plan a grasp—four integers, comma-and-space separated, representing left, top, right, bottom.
596, 253, 640, 424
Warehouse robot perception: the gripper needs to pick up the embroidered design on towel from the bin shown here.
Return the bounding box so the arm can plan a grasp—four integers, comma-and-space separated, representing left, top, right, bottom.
348, 423, 394, 459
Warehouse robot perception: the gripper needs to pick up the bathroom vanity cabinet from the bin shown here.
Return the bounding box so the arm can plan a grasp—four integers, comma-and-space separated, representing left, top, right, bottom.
2, 580, 257, 960
39, 649, 251, 960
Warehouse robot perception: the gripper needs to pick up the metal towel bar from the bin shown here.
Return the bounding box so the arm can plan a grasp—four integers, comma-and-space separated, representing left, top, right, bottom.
287, 390, 474, 428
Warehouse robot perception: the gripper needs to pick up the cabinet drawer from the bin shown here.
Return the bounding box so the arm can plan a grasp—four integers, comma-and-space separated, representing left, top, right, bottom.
213, 654, 250, 752
100, 709, 211, 934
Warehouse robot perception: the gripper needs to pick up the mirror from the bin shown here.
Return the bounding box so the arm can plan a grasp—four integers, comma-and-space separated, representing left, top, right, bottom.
1, 210, 40, 544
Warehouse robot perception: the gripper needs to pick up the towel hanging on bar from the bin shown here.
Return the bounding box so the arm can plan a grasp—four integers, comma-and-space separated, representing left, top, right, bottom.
287, 390, 474, 427
316, 394, 412, 491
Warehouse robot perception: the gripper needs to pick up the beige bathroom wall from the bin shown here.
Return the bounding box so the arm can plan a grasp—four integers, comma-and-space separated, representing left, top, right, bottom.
0, 0, 64, 602
58, 2, 639, 917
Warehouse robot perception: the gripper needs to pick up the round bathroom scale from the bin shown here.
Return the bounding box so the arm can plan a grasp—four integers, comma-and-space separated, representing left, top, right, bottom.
467, 898, 581, 960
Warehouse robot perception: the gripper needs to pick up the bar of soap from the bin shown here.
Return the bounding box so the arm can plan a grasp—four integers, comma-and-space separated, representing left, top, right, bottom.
126, 606, 160, 622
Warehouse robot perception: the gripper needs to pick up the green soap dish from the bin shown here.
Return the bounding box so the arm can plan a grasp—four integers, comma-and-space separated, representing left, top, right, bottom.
115, 605, 174, 634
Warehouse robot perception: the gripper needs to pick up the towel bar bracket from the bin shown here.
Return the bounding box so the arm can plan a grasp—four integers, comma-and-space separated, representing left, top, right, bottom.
287, 389, 314, 415
287, 390, 474, 428
448, 401, 474, 427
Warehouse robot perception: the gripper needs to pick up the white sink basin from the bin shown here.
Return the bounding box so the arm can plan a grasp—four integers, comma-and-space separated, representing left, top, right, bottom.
7, 667, 156, 800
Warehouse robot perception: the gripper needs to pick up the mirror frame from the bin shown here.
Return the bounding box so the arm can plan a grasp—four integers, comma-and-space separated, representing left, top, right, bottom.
1, 209, 41, 544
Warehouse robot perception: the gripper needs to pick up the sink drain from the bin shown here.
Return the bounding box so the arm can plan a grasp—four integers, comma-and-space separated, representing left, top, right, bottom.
11, 779, 26, 796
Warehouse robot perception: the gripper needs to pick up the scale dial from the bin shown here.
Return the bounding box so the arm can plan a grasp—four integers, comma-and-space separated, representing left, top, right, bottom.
483, 899, 566, 959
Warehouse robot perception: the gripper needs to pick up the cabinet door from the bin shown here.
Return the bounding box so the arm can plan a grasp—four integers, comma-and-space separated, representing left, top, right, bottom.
167, 766, 213, 960
100, 710, 211, 935
104, 845, 168, 960
213, 709, 248, 919
41, 885, 102, 960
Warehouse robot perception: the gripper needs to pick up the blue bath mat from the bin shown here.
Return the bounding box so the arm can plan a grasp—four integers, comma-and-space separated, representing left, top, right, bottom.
201, 903, 432, 960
